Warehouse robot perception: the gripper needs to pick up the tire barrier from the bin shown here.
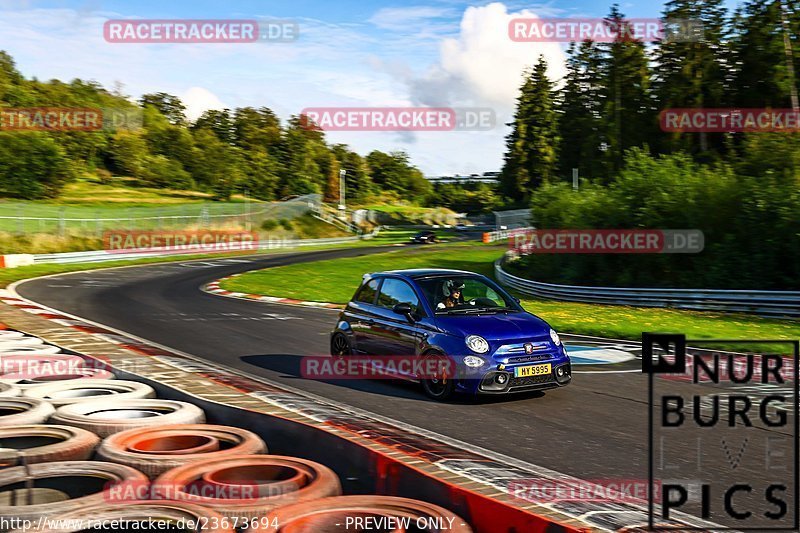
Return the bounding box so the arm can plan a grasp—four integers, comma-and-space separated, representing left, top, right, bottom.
251, 495, 474, 532
0, 346, 62, 355
0, 398, 54, 426
152, 455, 342, 520
0, 460, 148, 521
22, 380, 155, 407
9, 500, 235, 533
0, 336, 46, 349
50, 399, 206, 438
0, 383, 20, 397
2, 368, 116, 389
0, 354, 88, 385
98, 424, 267, 479
0, 425, 100, 465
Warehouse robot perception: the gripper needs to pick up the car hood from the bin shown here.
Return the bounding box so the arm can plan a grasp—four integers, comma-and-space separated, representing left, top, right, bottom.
434, 311, 551, 341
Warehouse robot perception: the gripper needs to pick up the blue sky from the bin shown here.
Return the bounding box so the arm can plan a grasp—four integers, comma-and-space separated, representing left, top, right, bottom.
0, 0, 741, 174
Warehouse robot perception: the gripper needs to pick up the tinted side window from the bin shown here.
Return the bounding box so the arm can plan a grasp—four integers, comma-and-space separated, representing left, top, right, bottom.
354, 279, 379, 304
377, 278, 421, 313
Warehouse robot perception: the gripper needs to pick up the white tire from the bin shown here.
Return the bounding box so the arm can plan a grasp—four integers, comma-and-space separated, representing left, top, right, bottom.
0, 460, 148, 521
0, 383, 20, 397
51, 399, 206, 438
0, 398, 54, 426
0, 425, 100, 465
22, 380, 155, 407
1, 368, 116, 390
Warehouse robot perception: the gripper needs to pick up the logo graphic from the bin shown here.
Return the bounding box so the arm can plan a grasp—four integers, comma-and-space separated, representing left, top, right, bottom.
645, 333, 799, 529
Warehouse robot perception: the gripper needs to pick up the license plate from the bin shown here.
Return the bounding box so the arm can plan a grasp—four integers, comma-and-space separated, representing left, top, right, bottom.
514, 363, 552, 378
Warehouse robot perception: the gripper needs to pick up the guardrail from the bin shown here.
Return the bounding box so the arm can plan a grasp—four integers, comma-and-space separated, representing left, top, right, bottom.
483, 227, 533, 243
495, 258, 800, 318
31, 229, 381, 265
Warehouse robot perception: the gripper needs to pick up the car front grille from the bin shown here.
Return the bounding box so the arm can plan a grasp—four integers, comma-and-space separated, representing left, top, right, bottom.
509, 374, 555, 388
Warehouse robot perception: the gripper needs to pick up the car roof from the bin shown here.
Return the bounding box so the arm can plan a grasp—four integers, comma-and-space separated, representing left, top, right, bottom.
374, 268, 481, 279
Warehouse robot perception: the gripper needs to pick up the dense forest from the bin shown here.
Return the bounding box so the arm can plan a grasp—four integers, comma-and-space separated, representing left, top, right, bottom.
0, 52, 436, 205
502, 1, 800, 290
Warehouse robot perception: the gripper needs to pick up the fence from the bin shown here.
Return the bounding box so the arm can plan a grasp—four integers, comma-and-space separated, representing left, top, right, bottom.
494, 258, 800, 318
0, 194, 323, 235
30, 226, 382, 265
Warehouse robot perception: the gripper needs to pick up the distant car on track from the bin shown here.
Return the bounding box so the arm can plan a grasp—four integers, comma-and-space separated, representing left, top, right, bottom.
330, 269, 571, 400
409, 231, 437, 244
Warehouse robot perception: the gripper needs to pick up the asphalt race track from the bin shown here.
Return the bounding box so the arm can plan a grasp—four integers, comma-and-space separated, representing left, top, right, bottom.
16, 247, 796, 528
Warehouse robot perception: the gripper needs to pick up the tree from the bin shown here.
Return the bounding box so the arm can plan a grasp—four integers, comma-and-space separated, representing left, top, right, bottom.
0, 133, 73, 198
558, 41, 606, 181
598, 6, 655, 175
500, 57, 559, 203
366, 150, 431, 200
139, 93, 187, 125
331, 144, 373, 200
108, 131, 149, 178
654, 0, 728, 157
192, 109, 235, 144
729, 0, 799, 109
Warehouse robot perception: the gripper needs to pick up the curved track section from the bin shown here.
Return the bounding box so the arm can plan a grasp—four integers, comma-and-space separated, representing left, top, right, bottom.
15, 247, 646, 478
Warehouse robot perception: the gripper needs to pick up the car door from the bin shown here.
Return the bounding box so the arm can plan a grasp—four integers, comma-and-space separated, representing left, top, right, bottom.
346, 278, 382, 354
371, 278, 425, 361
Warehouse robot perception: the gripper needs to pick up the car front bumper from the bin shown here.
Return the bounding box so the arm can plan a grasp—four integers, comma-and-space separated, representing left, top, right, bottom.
455, 360, 572, 395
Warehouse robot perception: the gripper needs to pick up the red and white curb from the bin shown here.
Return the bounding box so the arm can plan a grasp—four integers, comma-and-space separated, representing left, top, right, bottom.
203, 273, 344, 309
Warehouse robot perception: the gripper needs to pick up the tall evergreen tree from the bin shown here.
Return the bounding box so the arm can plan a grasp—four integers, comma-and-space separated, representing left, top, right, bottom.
558, 41, 606, 181
599, 6, 654, 176
654, 0, 728, 157
729, 0, 800, 109
500, 57, 559, 203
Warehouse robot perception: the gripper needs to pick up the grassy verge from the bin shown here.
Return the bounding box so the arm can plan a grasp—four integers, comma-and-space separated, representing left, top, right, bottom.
0, 228, 417, 289
220, 244, 800, 348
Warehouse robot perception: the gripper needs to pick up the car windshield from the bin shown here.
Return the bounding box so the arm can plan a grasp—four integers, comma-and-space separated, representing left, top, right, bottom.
415, 276, 520, 314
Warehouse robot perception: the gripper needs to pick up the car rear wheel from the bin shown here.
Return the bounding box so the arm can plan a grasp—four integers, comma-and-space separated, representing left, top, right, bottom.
330, 333, 352, 358
421, 353, 455, 401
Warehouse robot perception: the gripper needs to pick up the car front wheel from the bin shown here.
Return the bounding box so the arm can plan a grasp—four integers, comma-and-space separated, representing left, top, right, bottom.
330, 333, 352, 357
421, 352, 455, 401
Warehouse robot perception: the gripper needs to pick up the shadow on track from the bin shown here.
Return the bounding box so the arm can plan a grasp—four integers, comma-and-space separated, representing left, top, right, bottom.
241, 354, 548, 405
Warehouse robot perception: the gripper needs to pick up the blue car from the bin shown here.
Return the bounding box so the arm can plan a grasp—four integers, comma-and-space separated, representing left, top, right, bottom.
330, 269, 571, 400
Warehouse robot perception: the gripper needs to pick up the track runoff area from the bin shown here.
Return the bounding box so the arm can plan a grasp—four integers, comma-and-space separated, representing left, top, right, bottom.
3, 245, 795, 531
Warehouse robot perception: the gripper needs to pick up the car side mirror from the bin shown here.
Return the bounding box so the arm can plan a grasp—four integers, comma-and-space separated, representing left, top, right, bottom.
513, 297, 521, 303
392, 303, 416, 322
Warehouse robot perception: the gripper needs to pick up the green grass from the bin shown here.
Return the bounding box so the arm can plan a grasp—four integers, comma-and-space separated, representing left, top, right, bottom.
0, 228, 420, 289
0, 177, 267, 234
220, 243, 800, 348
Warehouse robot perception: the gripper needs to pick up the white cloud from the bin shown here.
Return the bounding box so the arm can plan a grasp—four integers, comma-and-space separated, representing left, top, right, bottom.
0, 3, 568, 175
368, 6, 456, 31
181, 87, 226, 121
407, 2, 566, 110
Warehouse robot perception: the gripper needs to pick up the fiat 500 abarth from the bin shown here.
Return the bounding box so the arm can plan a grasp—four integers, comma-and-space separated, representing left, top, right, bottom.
330, 269, 572, 400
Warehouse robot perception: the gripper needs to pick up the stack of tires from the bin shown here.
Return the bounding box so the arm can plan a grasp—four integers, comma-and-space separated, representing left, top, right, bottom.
0, 327, 472, 532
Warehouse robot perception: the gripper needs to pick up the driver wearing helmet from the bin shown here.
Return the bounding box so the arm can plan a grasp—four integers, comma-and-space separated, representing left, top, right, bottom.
437, 280, 465, 310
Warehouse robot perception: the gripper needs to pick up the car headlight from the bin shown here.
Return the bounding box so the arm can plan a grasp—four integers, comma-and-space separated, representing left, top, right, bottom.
463, 355, 485, 368
549, 328, 561, 346
465, 335, 489, 354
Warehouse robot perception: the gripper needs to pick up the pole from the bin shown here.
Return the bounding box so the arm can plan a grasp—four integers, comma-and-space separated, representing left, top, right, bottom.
339, 169, 346, 211
572, 168, 579, 190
